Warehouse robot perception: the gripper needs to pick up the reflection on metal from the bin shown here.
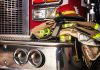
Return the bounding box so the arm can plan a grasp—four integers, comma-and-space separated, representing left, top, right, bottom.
28, 49, 45, 68
0, 41, 73, 70
4, 60, 7, 65
0, 45, 57, 70
14, 49, 28, 65
33, 0, 62, 7
33, 7, 56, 20
0, 41, 73, 47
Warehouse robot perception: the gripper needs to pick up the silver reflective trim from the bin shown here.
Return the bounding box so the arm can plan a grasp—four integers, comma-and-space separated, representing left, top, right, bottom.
0, 41, 73, 47
0, 35, 30, 41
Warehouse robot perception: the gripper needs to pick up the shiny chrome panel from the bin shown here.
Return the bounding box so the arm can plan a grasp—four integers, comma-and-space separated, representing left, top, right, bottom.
0, 41, 73, 47
0, 45, 58, 70
0, 41, 73, 70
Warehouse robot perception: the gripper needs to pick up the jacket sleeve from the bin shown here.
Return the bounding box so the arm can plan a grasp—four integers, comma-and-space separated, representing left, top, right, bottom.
77, 33, 100, 46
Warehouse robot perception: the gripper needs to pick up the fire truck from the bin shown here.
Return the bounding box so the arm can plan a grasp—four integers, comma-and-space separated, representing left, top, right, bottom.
0, 0, 100, 70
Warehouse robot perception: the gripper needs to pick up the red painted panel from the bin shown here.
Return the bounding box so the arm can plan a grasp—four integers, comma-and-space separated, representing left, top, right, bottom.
68, 0, 87, 17
29, 0, 44, 30
69, 0, 81, 6
30, 0, 87, 30
56, 4, 76, 13
33, 0, 45, 4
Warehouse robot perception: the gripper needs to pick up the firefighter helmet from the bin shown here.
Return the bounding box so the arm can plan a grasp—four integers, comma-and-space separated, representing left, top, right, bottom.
56, 4, 81, 17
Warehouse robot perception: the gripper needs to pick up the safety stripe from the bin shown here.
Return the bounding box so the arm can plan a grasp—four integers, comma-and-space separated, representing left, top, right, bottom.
92, 33, 100, 41
60, 35, 65, 42
44, 28, 50, 35
60, 35, 71, 42
94, 23, 100, 31
40, 28, 50, 38
40, 30, 45, 38
62, 22, 75, 28
56, 11, 76, 17
68, 36, 71, 40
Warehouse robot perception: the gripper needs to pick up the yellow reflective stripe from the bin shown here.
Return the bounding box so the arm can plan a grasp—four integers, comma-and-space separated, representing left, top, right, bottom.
62, 11, 76, 15
56, 11, 76, 17
92, 33, 100, 41
68, 36, 71, 40
40, 30, 45, 38
60, 35, 72, 42
62, 24, 69, 28
94, 23, 99, 30
45, 28, 50, 35
62, 22, 74, 28
40, 28, 50, 38
60, 35, 66, 42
